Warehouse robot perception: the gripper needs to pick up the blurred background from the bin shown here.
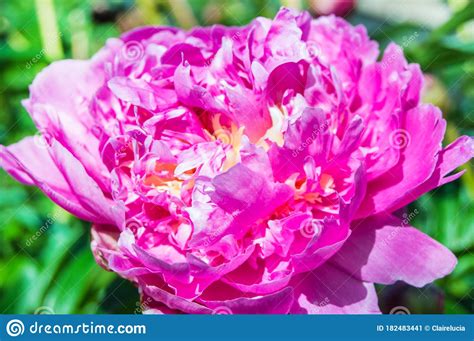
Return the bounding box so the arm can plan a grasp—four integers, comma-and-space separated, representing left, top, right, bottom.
0, 0, 473, 314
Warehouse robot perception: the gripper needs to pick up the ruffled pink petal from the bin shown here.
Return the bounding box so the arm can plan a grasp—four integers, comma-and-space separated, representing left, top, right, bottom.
161, 43, 206, 66
108, 77, 179, 111
1, 138, 116, 224
190, 163, 293, 247
292, 219, 350, 273
23, 60, 110, 192
331, 215, 457, 287
48, 140, 119, 224
357, 104, 446, 217
91, 224, 120, 270
290, 264, 380, 314
199, 287, 294, 314
388, 136, 474, 212
140, 283, 213, 314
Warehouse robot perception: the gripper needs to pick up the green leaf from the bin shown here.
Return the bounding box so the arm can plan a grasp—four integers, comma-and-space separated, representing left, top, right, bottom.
43, 247, 98, 313
414, 185, 474, 252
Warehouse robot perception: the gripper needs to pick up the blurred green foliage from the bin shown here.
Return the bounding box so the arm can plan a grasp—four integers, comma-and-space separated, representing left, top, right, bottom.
0, 0, 473, 314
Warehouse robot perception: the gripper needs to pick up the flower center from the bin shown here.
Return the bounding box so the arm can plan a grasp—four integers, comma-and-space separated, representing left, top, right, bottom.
257, 106, 287, 150
143, 162, 193, 197
292, 173, 337, 208
208, 114, 245, 171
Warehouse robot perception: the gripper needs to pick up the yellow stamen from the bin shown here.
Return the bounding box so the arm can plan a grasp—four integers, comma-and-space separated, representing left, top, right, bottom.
293, 174, 336, 203
319, 174, 335, 193
210, 114, 245, 171
256, 106, 286, 149
144, 162, 186, 197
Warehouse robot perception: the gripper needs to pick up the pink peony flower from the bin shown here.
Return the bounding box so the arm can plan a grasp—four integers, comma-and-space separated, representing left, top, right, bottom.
1, 8, 473, 314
